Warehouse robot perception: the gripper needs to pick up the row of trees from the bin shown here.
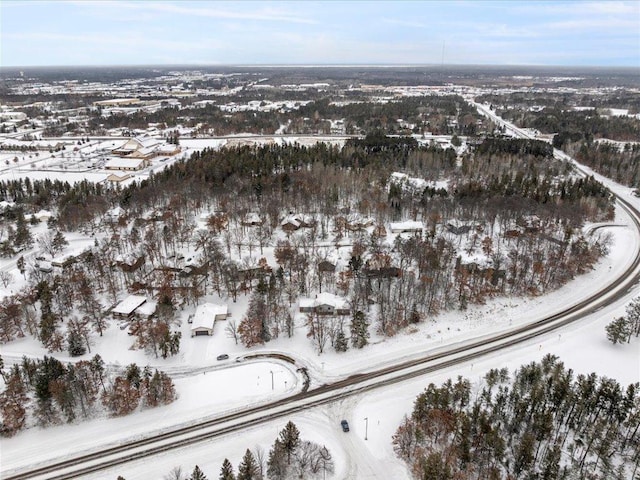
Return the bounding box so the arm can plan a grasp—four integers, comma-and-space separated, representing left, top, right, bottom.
0, 355, 176, 437
143, 421, 334, 480
393, 355, 640, 479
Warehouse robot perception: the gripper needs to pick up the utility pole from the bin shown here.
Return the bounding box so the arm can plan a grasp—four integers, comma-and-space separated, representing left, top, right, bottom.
270, 370, 274, 390
364, 417, 368, 441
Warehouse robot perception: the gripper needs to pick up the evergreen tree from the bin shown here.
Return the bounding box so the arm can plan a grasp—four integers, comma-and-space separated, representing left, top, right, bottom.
0, 367, 28, 436
237, 449, 259, 480
266, 438, 287, 479
67, 327, 86, 357
219, 458, 235, 480
13, 209, 33, 250
350, 310, 369, 349
334, 328, 348, 352
606, 317, 631, 344
278, 421, 300, 465
16, 255, 25, 277
51, 230, 68, 254
189, 465, 207, 480
624, 296, 640, 337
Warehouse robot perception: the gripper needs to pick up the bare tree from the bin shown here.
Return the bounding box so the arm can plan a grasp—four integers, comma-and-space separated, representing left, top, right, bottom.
254, 444, 266, 480
225, 319, 240, 345
306, 312, 330, 354
0, 271, 13, 288
163, 466, 186, 480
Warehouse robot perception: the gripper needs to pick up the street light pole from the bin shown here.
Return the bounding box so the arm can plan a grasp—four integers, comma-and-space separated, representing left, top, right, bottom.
364, 417, 368, 441
270, 370, 274, 390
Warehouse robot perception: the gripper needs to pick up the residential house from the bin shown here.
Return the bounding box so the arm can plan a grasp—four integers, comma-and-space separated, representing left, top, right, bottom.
190, 303, 230, 337
116, 252, 146, 273
112, 295, 148, 320
241, 212, 264, 227
390, 221, 424, 234
281, 214, 314, 233
299, 292, 350, 316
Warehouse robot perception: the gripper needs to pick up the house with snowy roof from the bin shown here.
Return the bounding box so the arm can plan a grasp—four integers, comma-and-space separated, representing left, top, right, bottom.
390, 221, 424, 234
299, 292, 350, 316
241, 212, 264, 226
190, 303, 230, 337
111, 295, 148, 319
281, 214, 314, 232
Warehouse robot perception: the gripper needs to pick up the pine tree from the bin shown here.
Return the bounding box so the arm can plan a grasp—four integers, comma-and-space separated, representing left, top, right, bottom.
13, 209, 33, 250
190, 465, 207, 480
279, 421, 300, 465
51, 230, 68, 255
606, 317, 631, 344
350, 310, 369, 349
0, 367, 28, 436
67, 327, 86, 357
266, 438, 287, 479
219, 458, 235, 480
334, 328, 348, 352
237, 449, 259, 480
625, 296, 640, 337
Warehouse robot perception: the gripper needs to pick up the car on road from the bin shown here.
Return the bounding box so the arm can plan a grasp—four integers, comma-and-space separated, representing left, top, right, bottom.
216, 354, 229, 361
340, 420, 349, 432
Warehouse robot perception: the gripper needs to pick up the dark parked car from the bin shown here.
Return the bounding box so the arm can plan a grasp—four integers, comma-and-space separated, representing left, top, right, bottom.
216, 354, 229, 361
340, 420, 349, 432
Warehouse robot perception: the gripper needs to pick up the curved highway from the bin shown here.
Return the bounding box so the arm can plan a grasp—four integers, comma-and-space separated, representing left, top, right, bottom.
5, 111, 640, 480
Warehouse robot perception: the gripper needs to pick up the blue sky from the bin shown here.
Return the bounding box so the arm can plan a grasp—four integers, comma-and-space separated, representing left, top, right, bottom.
1, 1, 639, 67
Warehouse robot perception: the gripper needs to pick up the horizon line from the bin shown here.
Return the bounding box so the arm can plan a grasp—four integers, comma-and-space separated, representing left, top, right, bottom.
1, 62, 639, 70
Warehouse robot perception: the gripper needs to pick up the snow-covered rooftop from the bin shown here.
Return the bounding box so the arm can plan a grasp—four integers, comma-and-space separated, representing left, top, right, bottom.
112, 295, 147, 315
191, 303, 229, 331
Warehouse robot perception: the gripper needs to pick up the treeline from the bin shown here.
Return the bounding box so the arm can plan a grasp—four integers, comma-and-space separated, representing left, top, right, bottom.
0, 178, 112, 231
0, 355, 176, 437
513, 108, 640, 142
478, 91, 640, 115
393, 355, 640, 480
83, 94, 490, 137
474, 138, 553, 158
571, 141, 640, 188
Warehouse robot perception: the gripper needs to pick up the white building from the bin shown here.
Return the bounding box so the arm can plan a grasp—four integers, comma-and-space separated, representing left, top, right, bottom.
190, 303, 230, 337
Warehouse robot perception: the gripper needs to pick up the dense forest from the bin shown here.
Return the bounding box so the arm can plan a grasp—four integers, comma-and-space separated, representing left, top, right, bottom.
393, 355, 640, 480
0, 355, 175, 437
477, 92, 640, 188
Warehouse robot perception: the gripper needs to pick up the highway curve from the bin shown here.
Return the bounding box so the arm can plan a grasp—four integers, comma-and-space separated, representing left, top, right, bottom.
6, 158, 640, 480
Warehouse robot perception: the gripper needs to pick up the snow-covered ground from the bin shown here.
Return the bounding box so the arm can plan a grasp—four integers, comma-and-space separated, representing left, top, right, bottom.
2, 129, 640, 478
2, 205, 639, 479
